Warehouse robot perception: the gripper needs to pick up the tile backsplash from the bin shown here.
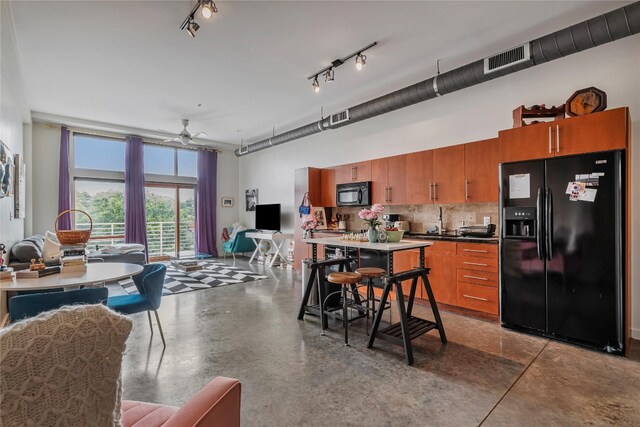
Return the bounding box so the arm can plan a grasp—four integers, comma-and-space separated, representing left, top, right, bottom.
332, 203, 499, 234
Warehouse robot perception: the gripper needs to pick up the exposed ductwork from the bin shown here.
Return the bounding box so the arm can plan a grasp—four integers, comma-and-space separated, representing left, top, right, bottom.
235, 2, 640, 157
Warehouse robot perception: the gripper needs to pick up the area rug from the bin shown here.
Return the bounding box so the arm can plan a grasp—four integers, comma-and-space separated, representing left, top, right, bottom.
112, 261, 269, 296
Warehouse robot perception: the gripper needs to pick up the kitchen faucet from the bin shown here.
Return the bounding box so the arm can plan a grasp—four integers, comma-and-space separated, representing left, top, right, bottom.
438, 207, 446, 235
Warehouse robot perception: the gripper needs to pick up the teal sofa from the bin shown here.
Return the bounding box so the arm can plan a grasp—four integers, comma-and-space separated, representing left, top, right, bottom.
223, 228, 257, 262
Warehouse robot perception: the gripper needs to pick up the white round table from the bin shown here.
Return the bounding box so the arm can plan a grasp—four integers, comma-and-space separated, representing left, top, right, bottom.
0, 263, 144, 326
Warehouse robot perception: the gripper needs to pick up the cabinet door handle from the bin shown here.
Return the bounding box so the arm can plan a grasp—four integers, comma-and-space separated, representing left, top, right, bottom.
429, 183, 433, 201
548, 126, 552, 154
388, 186, 392, 203
434, 183, 438, 200
556, 125, 560, 153
463, 294, 488, 302
463, 261, 488, 267
351, 166, 356, 181
463, 249, 488, 253
464, 180, 469, 201
463, 275, 488, 281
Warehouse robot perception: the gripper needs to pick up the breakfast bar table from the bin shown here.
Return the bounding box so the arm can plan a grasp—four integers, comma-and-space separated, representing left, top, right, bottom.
299, 236, 447, 365
0, 263, 144, 327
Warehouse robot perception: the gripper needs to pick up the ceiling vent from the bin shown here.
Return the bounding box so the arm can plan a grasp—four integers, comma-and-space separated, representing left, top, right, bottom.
238, 145, 248, 155
330, 109, 350, 126
484, 43, 531, 74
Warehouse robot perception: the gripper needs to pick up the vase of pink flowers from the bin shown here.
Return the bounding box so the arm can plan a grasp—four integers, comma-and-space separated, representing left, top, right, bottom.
358, 204, 384, 243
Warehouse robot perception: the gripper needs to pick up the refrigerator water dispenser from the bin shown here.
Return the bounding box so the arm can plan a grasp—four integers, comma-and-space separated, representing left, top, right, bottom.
503, 207, 536, 238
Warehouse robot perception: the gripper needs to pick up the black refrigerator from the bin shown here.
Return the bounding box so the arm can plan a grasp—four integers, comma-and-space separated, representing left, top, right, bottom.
500, 150, 625, 354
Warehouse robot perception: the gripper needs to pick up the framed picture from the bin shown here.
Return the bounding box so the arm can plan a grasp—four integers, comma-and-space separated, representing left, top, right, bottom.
0, 140, 14, 199
221, 197, 234, 207
14, 154, 26, 218
313, 207, 327, 229
245, 188, 258, 211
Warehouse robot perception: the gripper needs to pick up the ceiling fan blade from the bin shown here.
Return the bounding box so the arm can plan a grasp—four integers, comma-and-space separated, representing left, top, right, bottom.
190, 131, 208, 139
163, 137, 179, 143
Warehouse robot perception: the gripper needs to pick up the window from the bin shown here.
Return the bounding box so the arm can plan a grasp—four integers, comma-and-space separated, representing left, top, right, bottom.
74, 135, 125, 172
74, 179, 125, 249
71, 133, 199, 258
178, 149, 197, 177
143, 145, 198, 177
144, 145, 175, 175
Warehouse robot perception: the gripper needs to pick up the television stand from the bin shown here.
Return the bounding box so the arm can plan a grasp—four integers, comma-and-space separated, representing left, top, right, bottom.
245, 231, 293, 267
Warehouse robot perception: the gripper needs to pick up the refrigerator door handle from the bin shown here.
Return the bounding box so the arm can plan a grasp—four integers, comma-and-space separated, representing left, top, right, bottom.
546, 187, 553, 260
536, 187, 544, 260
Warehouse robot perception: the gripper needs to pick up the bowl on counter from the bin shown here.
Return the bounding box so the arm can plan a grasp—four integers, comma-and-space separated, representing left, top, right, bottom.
385, 230, 405, 242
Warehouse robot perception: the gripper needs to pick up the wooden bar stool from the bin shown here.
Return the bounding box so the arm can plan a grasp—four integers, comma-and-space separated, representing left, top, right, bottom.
355, 267, 388, 333
326, 272, 362, 346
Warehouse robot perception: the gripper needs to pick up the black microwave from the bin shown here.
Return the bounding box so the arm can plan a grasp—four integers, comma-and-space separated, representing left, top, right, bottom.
336, 182, 371, 207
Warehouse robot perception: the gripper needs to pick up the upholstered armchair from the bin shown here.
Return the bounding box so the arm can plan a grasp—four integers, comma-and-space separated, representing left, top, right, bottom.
223, 228, 257, 261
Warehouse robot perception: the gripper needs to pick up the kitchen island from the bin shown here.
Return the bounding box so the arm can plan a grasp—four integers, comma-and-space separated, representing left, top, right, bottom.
299, 236, 446, 365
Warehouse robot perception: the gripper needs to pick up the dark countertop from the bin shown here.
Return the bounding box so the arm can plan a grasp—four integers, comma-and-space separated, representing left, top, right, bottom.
311, 229, 499, 244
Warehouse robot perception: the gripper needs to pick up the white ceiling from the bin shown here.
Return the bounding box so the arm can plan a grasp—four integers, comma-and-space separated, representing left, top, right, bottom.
10, 1, 629, 146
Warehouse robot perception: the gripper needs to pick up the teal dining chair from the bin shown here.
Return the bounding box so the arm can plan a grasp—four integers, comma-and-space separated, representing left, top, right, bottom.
9, 287, 108, 322
107, 263, 167, 347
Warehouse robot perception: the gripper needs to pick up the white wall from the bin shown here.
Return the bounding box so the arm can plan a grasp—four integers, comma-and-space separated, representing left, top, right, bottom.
30, 122, 240, 256
0, 1, 30, 253
238, 37, 640, 339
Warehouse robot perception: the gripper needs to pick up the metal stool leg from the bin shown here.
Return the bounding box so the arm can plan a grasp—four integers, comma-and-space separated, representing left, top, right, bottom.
342, 284, 349, 346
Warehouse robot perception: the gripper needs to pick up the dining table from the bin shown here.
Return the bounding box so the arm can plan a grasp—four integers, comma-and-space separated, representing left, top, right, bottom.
299, 236, 447, 365
0, 262, 144, 327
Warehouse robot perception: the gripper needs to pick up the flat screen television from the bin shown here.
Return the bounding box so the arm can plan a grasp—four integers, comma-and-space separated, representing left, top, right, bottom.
255, 204, 281, 231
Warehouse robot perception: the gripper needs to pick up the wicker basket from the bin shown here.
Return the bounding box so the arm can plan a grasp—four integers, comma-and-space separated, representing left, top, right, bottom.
55, 209, 93, 245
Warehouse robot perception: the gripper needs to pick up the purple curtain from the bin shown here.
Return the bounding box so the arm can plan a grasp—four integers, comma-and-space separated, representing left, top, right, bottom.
124, 136, 148, 258
57, 126, 72, 230
196, 150, 218, 257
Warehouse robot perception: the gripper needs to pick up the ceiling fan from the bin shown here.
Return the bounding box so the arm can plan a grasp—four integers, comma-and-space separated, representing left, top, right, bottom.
162, 119, 209, 146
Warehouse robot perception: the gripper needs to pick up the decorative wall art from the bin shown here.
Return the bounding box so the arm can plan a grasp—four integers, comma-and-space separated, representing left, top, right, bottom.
245, 189, 258, 211
313, 207, 327, 230
14, 154, 26, 218
0, 141, 14, 199
221, 197, 234, 207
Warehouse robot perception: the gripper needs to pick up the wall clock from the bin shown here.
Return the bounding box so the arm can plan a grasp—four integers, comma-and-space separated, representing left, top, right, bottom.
565, 87, 607, 116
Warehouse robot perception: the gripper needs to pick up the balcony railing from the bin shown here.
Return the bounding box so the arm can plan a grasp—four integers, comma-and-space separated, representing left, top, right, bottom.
77, 221, 195, 257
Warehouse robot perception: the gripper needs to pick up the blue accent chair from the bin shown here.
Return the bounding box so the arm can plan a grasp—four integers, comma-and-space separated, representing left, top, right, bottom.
9, 287, 108, 322
223, 228, 257, 262
107, 263, 167, 347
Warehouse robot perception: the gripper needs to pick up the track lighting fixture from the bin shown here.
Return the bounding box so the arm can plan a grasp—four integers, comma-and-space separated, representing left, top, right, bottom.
355, 53, 366, 71
201, 0, 218, 19
180, 0, 218, 38
324, 68, 335, 83
307, 42, 376, 92
186, 19, 200, 37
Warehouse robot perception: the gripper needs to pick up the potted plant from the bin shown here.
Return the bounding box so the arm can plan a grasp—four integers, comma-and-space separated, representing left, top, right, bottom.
358, 204, 384, 243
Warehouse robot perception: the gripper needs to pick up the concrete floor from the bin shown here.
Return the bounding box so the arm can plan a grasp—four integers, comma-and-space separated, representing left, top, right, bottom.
121, 258, 640, 426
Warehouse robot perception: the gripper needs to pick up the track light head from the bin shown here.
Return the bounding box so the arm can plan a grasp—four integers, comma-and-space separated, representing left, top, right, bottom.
186, 19, 200, 37
324, 68, 335, 83
201, 0, 218, 19
355, 53, 366, 71
312, 76, 320, 93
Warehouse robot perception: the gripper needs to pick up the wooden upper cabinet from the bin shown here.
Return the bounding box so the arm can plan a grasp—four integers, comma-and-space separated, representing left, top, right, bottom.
406, 150, 434, 205
352, 161, 372, 182
433, 145, 465, 204
499, 122, 554, 163
335, 161, 372, 184
370, 158, 388, 205
464, 138, 499, 203
335, 164, 353, 185
319, 167, 336, 207
386, 155, 407, 205
553, 107, 628, 156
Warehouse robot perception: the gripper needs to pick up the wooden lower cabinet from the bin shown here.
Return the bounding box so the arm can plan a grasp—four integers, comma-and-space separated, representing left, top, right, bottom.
456, 282, 499, 315
424, 253, 457, 306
